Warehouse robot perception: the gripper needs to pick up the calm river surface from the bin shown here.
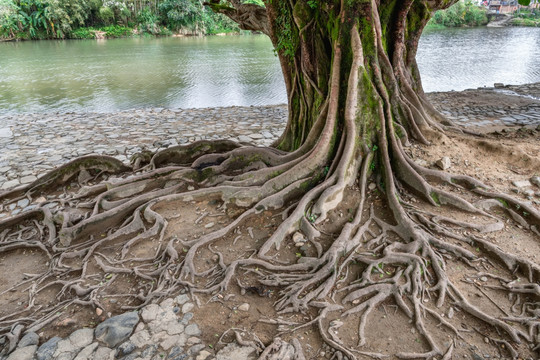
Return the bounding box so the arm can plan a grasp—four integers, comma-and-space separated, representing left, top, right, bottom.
1, 27, 539, 114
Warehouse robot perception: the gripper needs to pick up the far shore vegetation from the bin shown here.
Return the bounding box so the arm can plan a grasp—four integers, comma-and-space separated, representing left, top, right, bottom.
0, 0, 265, 40
0, 0, 538, 41
426, 0, 489, 29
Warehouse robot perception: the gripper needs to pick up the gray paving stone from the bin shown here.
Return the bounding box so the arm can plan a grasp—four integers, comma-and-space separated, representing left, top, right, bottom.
5, 345, 37, 360
184, 324, 201, 337
95, 311, 139, 348
0, 128, 12, 138
17, 332, 39, 347
1, 179, 19, 190
36, 336, 62, 360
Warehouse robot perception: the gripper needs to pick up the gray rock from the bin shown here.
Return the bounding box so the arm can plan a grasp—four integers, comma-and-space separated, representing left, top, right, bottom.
20, 175, 37, 184
181, 313, 194, 325
68, 328, 94, 349
216, 343, 256, 360
531, 176, 540, 187
168, 346, 187, 360
5, 345, 37, 360
238, 135, 252, 143
16, 199, 30, 208
17, 332, 39, 347
73, 342, 98, 360
95, 311, 139, 348
117, 353, 140, 360
160, 334, 184, 350
184, 324, 201, 337
36, 336, 62, 360
238, 303, 250, 312
175, 294, 189, 305
0, 128, 12, 138
117, 341, 137, 356
141, 304, 161, 322
435, 157, 451, 170
512, 180, 532, 188
292, 232, 305, 244
196, 350, 212, 360
140, 344, 158, 358
188, 344, 206, 355
166, 322, 184, 336
181, 303, 194, 314
92, 346, 116, 360
129, 329, 151, 348
1, 179, 19, 190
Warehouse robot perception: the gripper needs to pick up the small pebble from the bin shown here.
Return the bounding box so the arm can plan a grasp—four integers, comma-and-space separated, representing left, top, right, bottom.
238, 303, 250, 312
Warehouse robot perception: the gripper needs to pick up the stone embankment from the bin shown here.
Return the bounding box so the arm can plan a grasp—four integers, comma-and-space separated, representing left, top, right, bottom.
0, 106, 286, 203
1, 83, 539, 201
427, 82, 540, 129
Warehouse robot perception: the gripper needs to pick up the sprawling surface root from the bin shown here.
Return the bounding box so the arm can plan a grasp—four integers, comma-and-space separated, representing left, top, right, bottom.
1, 113, 538, 359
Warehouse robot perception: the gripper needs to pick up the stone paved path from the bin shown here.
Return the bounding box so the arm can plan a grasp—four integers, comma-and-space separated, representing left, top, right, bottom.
427, 82, 540, 129
0, 106, 286, 196
1, 292, 256, 360
1, 84, 539, 199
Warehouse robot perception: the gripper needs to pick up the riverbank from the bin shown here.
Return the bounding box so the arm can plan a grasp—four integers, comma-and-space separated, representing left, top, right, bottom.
0, 84, 539, 360
0, 83, 539, 197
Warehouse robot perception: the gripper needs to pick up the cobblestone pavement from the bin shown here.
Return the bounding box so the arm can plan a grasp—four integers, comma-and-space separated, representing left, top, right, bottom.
1, 83, 540, 195
1, 292, 257, 360
427, 82, 540, 129
0, 106, 286, 195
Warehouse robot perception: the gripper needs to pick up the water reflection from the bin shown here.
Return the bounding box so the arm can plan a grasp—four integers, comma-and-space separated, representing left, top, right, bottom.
417, 27, 540, 92
1, 27, 540, 114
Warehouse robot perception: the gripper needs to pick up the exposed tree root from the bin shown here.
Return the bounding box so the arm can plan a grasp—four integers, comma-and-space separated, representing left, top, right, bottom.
1, 120, 538, 359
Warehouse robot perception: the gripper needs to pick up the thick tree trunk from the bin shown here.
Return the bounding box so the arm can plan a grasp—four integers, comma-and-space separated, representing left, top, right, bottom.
267, 0, 455, 153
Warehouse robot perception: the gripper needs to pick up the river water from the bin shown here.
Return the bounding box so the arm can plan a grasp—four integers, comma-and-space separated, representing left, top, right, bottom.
0, 27, 539, 114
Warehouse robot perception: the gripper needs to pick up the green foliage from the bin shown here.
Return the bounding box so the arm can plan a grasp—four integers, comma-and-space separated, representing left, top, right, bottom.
273, 0, 298, 61
137, 6, 160, 34
428, 0, 488, 28
100, 24, 131, 37
158, 0, 238, 34
0, 0, 20, 38
243, 0, 264, 6
512, 8, 540, 26
511, 17, 540, 26
69, 26, 95, 38
46, 0, 91, 37
1, 0, 248, 39
98, 6, 114, 24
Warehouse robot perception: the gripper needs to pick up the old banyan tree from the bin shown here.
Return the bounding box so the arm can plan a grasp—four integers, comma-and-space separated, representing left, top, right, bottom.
1, 1, 539, 358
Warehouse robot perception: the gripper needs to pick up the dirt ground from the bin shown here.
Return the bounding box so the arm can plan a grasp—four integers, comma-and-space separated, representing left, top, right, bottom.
1, 91, 539, 359
183, 128, 540, 359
